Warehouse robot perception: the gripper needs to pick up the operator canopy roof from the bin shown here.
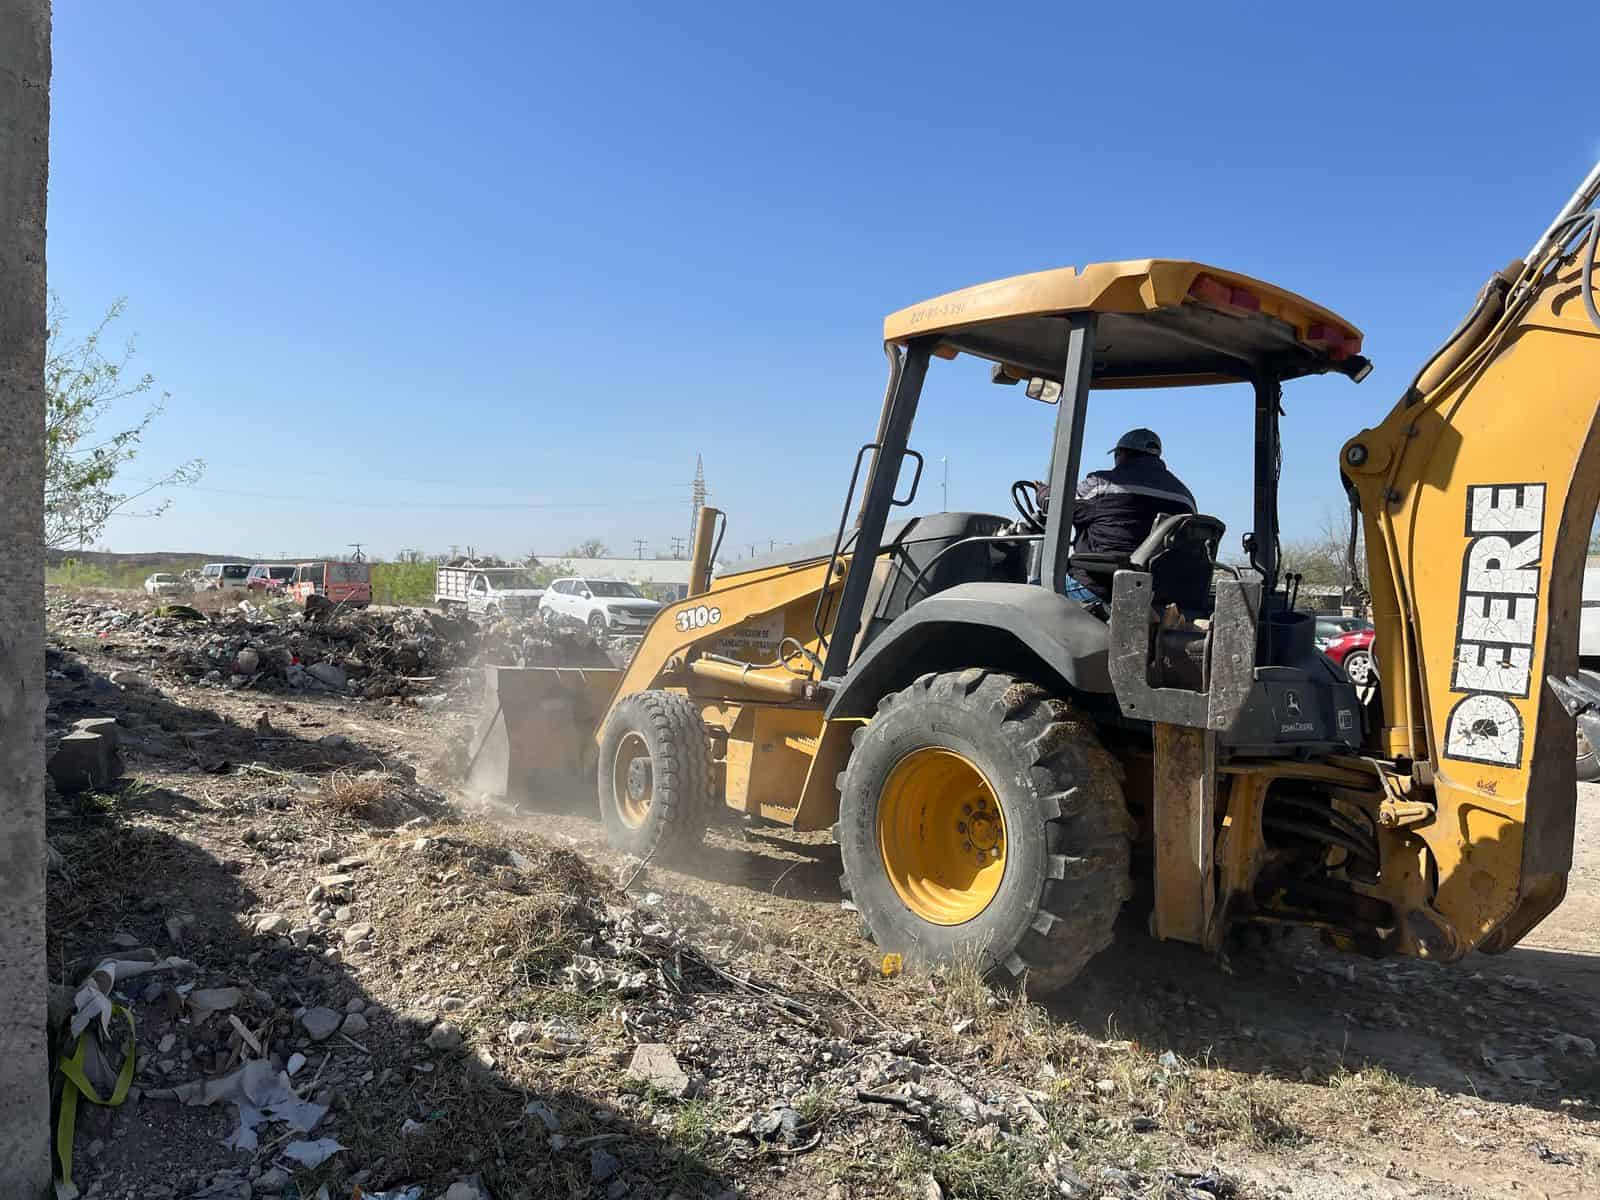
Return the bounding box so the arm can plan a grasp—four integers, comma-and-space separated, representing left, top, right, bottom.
883, 259, 1367, 388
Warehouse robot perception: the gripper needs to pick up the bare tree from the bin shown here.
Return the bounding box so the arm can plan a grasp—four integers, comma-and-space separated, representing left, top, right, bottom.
1281, 503, 1367, 598
0, 0, 54, 1192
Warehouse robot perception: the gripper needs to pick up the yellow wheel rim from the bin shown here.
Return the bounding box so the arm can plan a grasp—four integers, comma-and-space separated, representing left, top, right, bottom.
612, 731, 653, 828
877, 747, 1005, 926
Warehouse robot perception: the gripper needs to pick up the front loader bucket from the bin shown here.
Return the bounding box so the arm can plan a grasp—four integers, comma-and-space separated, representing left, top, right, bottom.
468, 664, 622, 806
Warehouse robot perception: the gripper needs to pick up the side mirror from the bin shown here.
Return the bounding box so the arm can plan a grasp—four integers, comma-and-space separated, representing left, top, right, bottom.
1025, 376, 1061, 404
581, 589, 592, 599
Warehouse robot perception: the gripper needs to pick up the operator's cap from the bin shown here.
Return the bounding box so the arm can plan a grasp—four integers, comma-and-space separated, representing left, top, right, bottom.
1111, 427, 1162, 456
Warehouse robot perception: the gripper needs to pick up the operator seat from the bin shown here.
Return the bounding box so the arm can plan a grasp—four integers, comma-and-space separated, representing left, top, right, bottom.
1071, 513, 1226, 614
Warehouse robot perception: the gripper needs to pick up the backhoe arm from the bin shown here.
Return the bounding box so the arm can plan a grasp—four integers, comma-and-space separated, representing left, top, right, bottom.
1341, 161, 1600, 956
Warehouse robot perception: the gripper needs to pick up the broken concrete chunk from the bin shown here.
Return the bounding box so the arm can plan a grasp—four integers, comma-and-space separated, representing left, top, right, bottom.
628, 1042, 692, 1098
342, 923, 375, 947
255, 914, 292, 936
48, 729, 123, 794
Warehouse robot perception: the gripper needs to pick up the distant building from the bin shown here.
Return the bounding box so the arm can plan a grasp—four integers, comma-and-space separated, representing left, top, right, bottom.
543, 556, 724, 602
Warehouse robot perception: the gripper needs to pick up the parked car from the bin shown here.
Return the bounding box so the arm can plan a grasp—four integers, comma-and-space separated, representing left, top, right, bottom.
435, 564, 544, 619
246, 563, 297, 593
289, 560, 372, 610
1323, 626, 1377, 686
198, 562, 251, 592
539, 576, 662, 639
1313, 614, 1370, 650
143, 572, 184, 597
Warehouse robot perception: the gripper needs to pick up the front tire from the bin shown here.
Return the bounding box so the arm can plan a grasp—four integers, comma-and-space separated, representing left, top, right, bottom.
596, 691, 713, 858
835, 670, 1132, 993
588, 612, 608, 640
1343, 648, 1376, 686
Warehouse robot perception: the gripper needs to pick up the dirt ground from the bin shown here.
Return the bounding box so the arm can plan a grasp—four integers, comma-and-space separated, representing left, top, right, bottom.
41, 593, 1600, 1200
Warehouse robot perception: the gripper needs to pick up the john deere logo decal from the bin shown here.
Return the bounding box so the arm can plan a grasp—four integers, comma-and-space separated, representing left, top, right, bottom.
1443, 483, 1544, 767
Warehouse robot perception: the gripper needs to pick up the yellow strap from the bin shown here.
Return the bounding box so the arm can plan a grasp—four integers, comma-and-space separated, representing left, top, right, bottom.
56, 1004, 136, 1188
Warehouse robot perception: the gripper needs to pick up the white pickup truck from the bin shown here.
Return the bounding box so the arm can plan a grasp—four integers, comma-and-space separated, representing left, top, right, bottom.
434, 565, 545, 620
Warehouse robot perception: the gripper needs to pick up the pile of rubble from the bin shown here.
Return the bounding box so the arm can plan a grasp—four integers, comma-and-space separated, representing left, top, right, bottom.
46, 594, 610, 701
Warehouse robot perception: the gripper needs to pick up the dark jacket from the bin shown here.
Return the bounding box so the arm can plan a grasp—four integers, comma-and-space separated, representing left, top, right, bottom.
1069, 453, 1195, 593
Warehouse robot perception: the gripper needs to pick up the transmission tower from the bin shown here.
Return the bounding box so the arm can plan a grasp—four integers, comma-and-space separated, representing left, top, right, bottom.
688, 454, 706, 551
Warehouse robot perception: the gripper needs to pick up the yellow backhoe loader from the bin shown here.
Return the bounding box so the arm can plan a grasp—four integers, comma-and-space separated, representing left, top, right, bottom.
473, 159, 1600, 990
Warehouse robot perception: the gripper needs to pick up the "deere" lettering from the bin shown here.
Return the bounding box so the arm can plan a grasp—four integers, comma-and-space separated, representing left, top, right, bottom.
1443, 483, 1545, 768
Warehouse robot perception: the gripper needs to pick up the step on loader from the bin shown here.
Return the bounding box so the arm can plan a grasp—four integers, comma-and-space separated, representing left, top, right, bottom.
470, 159, 1600, 991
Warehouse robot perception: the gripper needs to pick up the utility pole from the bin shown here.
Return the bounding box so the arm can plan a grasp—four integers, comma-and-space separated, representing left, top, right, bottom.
347, 542, 365, 562
633, 538, 647, 559
670, 536, 685, 559
0, 1, 54, 1190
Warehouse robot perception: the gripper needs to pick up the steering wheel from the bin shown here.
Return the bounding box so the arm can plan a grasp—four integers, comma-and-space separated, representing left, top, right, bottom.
1011, 480, 1046, 532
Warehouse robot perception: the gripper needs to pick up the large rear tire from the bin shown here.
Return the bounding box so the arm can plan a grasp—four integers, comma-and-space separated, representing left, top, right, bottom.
597, 691, 714, 858
835, 670, 1132, 993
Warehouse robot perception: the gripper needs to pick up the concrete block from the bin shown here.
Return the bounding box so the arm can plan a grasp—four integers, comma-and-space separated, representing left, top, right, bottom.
48, 729, 122, 794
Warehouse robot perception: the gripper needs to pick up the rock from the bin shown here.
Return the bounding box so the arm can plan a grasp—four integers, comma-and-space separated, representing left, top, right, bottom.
307, 662, 348, 690
589, 1148, 620, 1183
109, 669, 148, 688
109, 931, 140, 949
190, 987, 243, 1016
342, 1012, 370, 1036
346, 997, 366, 1014
158, 1033, 176, 1054
234, 649, 260, 675
323, 948, 343, 965
1131, 1115, 1158, 1132
507, 1021, 536, 1045
306, 885, 325, 904
47, 729, 123, 794
628, 1042, 692, 1098
165, 913, 195, 944
290, 927, 312, 948
1549, 1032, 1597, 1057
525, 1100, 561, 1131
300, 1006, 342, 1042
318, 733, 350, 750
1094, 1078, 1116, 1096
439, 996, 466, 1012
334, 906, 354, 923
255, 1166, 290, 1193
318, 873, 356, 889
343, 923, 374, 946
255, 914, 292, 936
444, 1181, 485, 1200
923, 1178, 944, 1200
286, 1052, 307, 1076
428, 1022, 464, 1051
751, 1106, 805, 1145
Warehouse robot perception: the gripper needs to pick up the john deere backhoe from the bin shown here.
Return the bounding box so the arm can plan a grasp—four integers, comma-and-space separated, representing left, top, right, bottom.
474, 159, 1600, 990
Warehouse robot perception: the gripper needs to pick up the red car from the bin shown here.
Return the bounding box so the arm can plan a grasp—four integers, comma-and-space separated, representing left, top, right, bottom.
1317, 618, 1377, 686
246, 563, 297, 593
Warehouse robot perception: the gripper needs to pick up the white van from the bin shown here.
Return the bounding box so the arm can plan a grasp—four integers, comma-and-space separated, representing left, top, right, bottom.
199, 562, 251, 592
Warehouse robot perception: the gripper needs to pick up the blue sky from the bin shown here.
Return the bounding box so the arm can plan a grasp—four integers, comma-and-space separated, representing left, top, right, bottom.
50, 3, 1600, 562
